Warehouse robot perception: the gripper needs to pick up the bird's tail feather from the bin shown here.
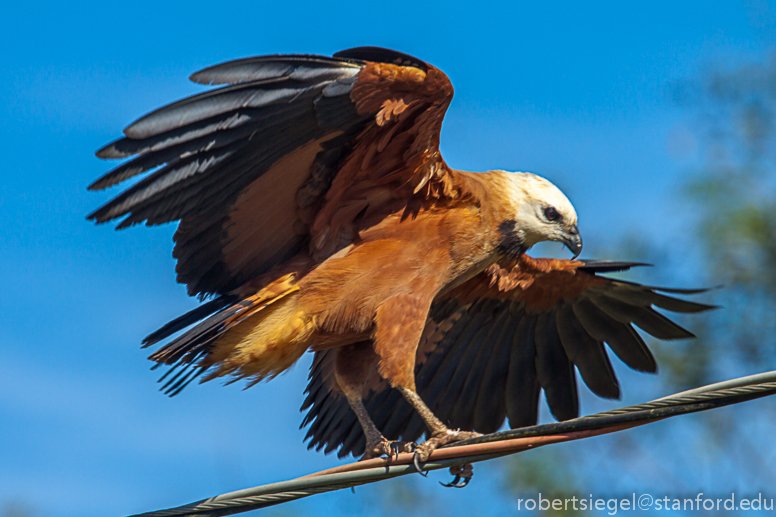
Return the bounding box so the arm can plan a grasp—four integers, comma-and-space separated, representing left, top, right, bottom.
147, 273, 313, 395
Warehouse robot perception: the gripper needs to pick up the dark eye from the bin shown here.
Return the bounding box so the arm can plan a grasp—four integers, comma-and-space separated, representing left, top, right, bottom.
544, 206, 561, 221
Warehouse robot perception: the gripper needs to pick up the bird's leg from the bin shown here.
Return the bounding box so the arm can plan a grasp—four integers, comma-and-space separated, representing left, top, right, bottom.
397, 386, 481, 458
335, 343, 415, 460
343, 392, 415, 460
371, 294, 477, 474
396, 386, 480, 479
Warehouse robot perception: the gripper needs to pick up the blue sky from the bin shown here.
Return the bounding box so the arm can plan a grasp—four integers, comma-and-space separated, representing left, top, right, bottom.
2, 1, 775, 516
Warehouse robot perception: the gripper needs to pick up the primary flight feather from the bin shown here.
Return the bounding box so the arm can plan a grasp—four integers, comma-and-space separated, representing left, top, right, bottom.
89, 47, 712, 464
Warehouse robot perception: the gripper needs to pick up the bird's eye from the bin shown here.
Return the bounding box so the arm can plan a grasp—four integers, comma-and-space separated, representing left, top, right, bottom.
544, 206, 561, 221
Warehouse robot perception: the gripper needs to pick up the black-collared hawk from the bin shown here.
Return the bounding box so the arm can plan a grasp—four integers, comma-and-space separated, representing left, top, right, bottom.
89, 47, 712, 467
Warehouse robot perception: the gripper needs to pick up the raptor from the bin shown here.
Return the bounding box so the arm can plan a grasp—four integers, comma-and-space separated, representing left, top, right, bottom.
89, 47, 711, 474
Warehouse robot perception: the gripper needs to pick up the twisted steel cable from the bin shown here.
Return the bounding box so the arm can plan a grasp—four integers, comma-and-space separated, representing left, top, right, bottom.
131, 370, 776, 517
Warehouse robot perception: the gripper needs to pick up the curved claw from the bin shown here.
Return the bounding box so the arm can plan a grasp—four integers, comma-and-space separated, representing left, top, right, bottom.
442, 464, 473, 488
389, 442, 400, 462
387, 441, 416, 462
440, 475, 470, 488
440, 474, 461, 487
413, 453, 429, 476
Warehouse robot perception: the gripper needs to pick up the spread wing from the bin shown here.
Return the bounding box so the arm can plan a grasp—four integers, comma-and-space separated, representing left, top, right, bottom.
88, 47, 461, 298
301, 256, 715, 458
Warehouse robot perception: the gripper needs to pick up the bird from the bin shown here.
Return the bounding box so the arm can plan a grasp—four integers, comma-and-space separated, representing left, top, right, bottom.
88, 46, 713, 471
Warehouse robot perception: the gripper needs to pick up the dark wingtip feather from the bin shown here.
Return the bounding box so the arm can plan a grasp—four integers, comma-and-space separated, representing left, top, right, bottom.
189, 56, 294, 86
188, 54, 359, 86
653, 285, 720, 295
653, 297, 719, 314
189, 59, 295, 86
85, 205, 114, 224
578, 260, 652, 274
88, 161, 144, 191
95, 139, 129, 160
87, 179, 106, 191
333, 47, 428, 71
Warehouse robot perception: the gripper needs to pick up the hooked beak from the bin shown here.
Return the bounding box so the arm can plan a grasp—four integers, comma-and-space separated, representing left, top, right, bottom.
562, 225, 583, 259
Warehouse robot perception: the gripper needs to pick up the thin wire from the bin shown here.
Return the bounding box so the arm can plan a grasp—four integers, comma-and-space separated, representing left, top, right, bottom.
653, 370, 776, 400
452, 371, 776, 447
130, 371, 776, 517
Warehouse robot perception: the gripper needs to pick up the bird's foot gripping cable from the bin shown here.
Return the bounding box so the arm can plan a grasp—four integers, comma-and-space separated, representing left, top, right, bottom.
413, 429, 482, 477
363, 440, 416, 461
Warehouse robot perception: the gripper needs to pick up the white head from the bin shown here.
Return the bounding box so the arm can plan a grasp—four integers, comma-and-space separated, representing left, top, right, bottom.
491, 171, 582, 258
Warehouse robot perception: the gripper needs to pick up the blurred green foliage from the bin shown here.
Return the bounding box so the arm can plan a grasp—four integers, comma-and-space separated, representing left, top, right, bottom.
684, 57, 776, 370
